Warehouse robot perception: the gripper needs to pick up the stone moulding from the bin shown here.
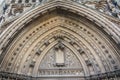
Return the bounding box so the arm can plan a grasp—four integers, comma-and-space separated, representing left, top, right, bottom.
0, 1, 120, 79
0, 1, 120, 50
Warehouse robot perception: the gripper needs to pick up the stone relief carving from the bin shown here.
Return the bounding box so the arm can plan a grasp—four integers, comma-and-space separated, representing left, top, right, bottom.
0, 0, 120, 26
0, 16, 119, 79
38, 41, 83, 76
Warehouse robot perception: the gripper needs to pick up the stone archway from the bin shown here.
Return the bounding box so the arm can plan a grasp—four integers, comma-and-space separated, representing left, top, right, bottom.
0, 1, 120, 80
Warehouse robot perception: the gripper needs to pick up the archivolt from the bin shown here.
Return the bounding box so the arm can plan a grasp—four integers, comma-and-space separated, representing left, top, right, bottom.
0, 0, 120, 77
0, 1, 120, 50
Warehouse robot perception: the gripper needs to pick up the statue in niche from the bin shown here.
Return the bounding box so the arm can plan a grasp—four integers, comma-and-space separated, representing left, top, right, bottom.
54, 43, 65, 67
38, 38, 83, 76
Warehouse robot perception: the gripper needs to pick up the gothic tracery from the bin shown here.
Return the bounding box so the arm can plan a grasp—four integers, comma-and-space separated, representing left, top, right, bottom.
0, 0, 120, 80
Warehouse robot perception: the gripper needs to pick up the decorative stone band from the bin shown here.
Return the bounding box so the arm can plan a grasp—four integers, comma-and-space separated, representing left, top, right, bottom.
0, 70, 120, 80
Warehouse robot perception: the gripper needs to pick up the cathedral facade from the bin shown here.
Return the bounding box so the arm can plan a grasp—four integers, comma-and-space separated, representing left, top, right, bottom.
0, 0, 120, 80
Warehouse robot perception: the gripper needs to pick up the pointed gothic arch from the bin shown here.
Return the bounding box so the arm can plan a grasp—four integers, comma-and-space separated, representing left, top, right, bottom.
0, 0, 120, 80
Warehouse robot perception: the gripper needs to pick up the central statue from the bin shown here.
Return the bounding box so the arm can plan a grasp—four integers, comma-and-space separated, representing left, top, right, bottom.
55, 43, 65, 66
